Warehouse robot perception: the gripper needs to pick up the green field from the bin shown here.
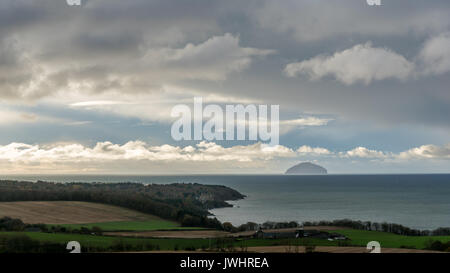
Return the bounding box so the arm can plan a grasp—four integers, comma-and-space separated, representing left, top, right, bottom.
51, 220, 203, 231
229, 230, 450, 250
232, 238, 339, 247
0, 231, 335, 251
336, 229, 450, 249
238, 230, 450, 250
0, 232, 213, 250
1, 228, 450, 252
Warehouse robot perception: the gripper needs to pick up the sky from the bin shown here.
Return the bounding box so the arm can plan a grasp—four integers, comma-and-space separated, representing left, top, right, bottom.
0, 0, 450, 174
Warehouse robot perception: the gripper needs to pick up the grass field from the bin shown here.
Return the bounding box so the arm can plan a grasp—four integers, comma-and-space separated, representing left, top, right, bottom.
1, 229, 449, 252
233, 238, 339, 247
336, 229, 450, 249
52, 221, 203, 231
0, 231, 337, 251
229, 229, 450, 250
0, 232, 213, 250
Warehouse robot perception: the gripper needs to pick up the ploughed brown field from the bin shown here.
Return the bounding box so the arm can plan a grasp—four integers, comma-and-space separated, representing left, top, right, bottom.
0, 201, 161, 224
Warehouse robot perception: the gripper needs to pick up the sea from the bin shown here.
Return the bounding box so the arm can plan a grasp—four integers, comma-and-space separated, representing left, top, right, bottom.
2, 174, 449, 230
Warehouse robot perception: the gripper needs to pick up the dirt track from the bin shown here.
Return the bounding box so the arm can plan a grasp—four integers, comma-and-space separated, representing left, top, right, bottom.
0, 201, 160, 224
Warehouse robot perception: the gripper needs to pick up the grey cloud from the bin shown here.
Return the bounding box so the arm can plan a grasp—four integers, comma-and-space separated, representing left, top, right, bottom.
253, 0, 450, 42
0, 0, 449, 133
284, 42, 415, 85
145, 33, 275, 81
1, 31, 273, 98
0, 0, 223, 99
418, 32, 450, 75
284, 35, 450, 85
0, 38, 38, 99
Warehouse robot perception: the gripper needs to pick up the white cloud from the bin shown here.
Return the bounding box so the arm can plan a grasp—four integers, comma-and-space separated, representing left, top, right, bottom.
64, 121, 92, 126
281, 116, 332, 127
0, 141, 296, 174
0, 109, 39, 125
66, 85, 264, 124
297, 145, 331, 155
0, 108, 88, 126
342, 147, 389, 159
285, 42, 414, 85
0, 106, 96, 127
67, 89, 329, 135
340, 144, 450, 161
70, 101, 129, 107
1, 140, 449, 174
418, 32, 450, 76
398, 144, 450, 160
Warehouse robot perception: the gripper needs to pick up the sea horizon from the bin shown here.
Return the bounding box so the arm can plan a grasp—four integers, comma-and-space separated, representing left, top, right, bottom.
3, 172, 450, 178
2, 174, 449, 230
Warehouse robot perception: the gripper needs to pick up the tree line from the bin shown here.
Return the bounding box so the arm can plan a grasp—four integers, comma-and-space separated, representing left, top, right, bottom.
220, 219, 450, 236
302, 219, 450, 236
0, 180, 246, 229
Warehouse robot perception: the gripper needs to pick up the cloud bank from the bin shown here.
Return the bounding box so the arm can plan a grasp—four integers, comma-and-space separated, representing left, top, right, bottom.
1, 141, 449, 174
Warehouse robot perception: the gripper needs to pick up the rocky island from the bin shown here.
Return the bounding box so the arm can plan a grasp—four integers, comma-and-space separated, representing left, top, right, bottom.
285, 162, 328, 175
